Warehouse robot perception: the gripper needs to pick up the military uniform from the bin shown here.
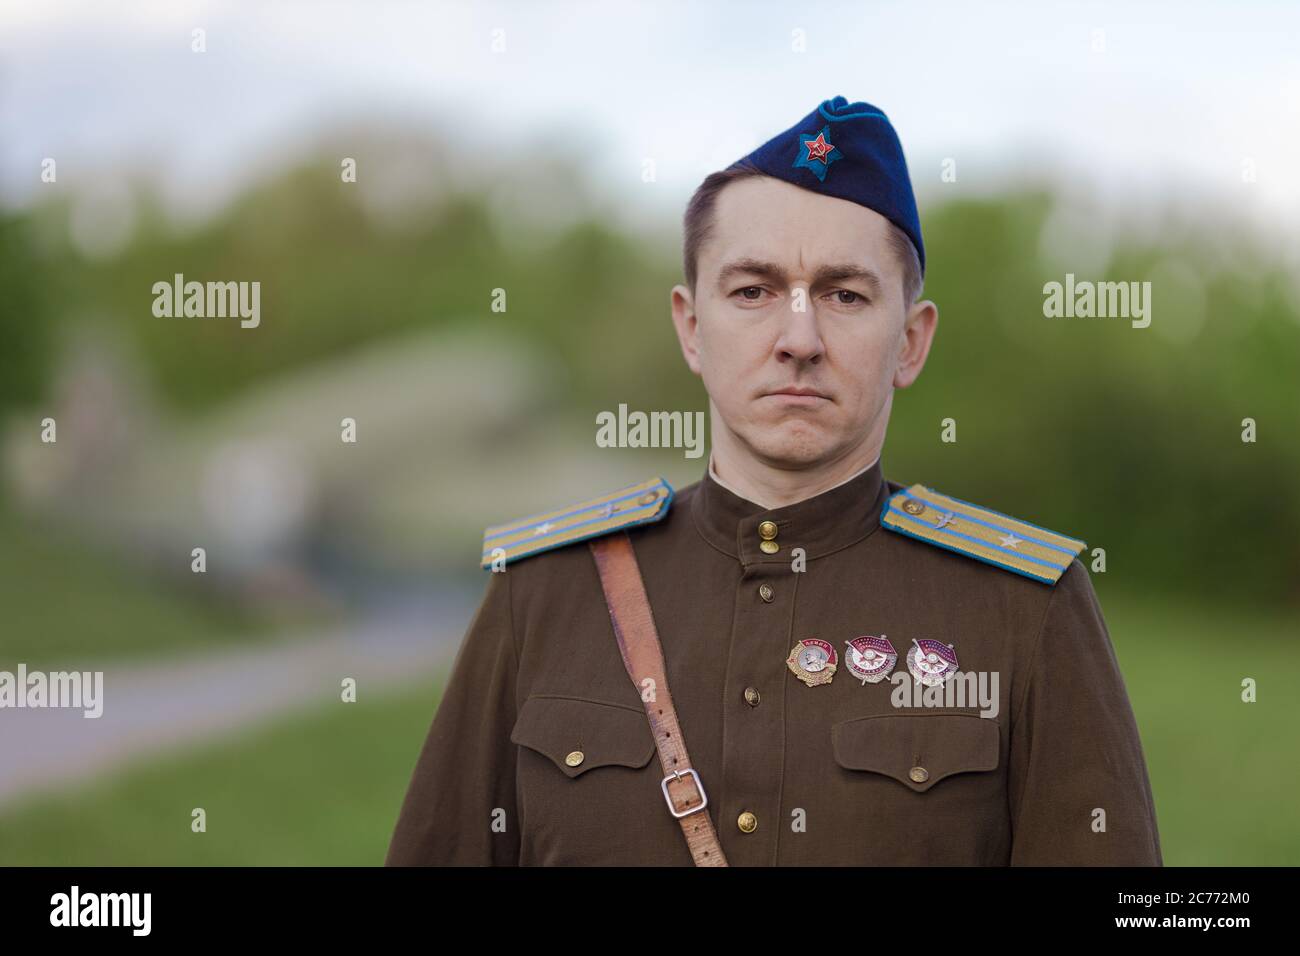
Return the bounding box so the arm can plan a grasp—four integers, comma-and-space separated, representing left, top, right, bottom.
386, 94, 1161, 866
385, 463, 1162, 866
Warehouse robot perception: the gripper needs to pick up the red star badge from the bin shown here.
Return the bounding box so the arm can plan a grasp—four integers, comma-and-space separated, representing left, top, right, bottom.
802, 132, 834, 164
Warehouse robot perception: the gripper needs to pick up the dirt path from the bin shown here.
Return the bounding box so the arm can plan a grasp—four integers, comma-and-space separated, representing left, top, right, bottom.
0, 598, 471, 809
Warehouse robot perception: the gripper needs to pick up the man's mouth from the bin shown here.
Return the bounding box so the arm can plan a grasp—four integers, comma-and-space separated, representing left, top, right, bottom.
764, 386, 831, 402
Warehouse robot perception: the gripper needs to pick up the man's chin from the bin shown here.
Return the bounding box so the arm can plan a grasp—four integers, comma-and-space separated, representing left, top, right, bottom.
741, 424, 840, 469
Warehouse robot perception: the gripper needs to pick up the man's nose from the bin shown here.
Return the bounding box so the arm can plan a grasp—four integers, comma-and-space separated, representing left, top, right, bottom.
774, 290, 825, 364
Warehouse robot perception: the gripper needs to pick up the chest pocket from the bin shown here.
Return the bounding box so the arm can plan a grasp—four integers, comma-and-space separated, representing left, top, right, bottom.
831, 713, 1000, 792
510, 694, 657, 778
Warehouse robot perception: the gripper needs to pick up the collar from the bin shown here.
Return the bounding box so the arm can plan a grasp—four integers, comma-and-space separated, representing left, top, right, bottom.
691, 456, 889, 566
707, 453, 879, 505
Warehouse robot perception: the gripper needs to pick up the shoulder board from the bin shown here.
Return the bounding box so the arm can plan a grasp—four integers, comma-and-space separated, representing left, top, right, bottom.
881, 484, 1085, 585
480, 477, 674, 569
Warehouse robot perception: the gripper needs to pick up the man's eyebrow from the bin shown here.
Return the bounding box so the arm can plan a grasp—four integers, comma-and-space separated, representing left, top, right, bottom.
816, 263, 883, 297
715, 258, 786, 288
715, 258, 883, 296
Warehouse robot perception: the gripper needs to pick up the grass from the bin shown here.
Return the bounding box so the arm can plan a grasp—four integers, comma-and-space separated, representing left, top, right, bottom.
1099, 589, 1300, 866
0, 588, 1295, 865
0, 672, 447, 866
0, 509, 328, 669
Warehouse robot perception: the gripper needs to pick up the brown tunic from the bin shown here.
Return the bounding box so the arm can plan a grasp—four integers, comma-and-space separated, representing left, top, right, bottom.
385, 463, 1162, 865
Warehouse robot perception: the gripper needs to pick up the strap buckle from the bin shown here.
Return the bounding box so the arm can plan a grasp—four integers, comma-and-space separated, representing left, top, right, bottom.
661, 768, 708, 819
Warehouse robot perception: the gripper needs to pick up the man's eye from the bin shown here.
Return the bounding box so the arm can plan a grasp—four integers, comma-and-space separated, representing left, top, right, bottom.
831, 289, 864, 305
735, 286, 764, 301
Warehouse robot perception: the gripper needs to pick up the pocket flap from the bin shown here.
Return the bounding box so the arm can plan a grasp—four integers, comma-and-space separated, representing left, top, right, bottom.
831, 713, 1000, 792
510, 694, 656, 778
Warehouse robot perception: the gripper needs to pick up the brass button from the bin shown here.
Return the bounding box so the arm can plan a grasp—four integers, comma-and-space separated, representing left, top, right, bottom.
565, 751, 585, 767
758, 584, 774, 602
908, 766, 929, 783
638, 490, 659, 506
757, 520, 778, 540
743, 687, 761, 707
737, 811, 758, 833
902, 498, 925, 516
759, 540, 779, 555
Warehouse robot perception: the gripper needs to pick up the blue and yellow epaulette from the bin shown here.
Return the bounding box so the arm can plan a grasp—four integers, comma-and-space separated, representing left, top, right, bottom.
881, 484, 1085, 585
480, 477, 674, 569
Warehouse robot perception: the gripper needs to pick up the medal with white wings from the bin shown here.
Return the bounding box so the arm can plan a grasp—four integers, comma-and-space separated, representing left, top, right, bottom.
906, 638, 959, 686
844, 635, 897, 684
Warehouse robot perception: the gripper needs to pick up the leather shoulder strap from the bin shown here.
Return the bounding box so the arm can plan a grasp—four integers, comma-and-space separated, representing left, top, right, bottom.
588, 533, 728, 867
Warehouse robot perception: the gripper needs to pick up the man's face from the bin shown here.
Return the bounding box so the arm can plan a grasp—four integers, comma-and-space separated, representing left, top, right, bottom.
671, 175, 936, 471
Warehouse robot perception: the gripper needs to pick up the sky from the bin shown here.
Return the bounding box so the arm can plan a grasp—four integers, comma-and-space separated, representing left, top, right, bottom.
2, 0, 1298, 246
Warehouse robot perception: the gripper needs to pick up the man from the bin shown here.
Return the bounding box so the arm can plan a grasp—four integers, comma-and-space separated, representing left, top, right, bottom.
385, 95, 1162, 866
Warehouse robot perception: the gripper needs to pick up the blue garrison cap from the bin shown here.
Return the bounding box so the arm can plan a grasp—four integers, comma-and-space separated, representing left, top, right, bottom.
732, 95, 924, 272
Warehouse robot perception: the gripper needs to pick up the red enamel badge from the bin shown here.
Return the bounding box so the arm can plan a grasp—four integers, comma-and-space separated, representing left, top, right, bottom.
844, 635, 898, 684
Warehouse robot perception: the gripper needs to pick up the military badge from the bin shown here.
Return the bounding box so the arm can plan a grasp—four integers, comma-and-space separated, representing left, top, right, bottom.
792, 124, 843, 182
786, 639, 837, 687
906, 638, 958, 687
844, 635, 897, 684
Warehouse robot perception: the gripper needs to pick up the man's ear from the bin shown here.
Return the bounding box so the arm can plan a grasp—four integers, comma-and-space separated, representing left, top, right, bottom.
670, 283, 703, 376
894, 298, 938, 389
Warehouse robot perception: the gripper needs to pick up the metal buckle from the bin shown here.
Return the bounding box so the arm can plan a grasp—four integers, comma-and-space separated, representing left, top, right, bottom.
661, 768, 708, 819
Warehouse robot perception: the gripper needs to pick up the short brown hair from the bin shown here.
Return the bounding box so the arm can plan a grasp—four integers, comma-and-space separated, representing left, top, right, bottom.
682, 160, 924, 304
